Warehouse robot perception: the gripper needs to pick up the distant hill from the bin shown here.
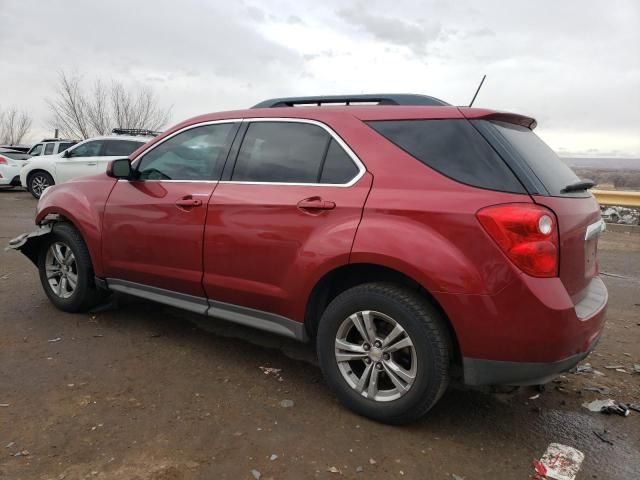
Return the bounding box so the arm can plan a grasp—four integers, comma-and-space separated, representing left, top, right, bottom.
561, 157, 640, 171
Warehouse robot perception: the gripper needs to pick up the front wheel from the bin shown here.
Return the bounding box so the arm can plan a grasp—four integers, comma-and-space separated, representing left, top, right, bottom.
317, 283, 451, 424
28, 171, 54, 199
37, 223, 104, 312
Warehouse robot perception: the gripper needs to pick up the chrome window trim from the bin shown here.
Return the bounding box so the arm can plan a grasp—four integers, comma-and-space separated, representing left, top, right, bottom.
222, 117, 366, 188
127, 117, 366, 187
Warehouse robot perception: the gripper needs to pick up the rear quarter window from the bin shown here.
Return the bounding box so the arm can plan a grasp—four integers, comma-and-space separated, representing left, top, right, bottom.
367, 119, 525, 194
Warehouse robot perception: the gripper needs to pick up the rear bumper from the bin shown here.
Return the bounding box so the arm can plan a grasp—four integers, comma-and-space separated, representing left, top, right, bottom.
437, 274, 608, 385
463, 333, 601, 385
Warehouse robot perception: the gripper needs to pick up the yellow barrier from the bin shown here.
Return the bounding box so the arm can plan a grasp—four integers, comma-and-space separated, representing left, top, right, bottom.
592, 190, 640, 208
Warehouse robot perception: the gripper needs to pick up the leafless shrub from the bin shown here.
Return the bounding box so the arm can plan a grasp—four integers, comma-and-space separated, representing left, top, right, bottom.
48, 71, 171, 139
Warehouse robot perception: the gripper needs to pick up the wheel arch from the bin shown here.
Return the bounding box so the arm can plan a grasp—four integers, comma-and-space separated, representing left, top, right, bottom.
304, 262, 462, 365
26, 167, 56, 186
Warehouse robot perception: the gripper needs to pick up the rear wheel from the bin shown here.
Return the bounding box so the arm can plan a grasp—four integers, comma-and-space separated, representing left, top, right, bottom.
317, 283, 450, 424
37, 223, 104, 312
28, 171, 54, 199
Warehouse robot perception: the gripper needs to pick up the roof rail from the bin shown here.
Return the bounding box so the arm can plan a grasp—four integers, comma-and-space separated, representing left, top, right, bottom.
252, 94, 450, 109
112, 128, 162, 137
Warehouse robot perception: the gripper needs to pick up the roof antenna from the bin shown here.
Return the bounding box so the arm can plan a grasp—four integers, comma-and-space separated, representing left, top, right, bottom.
468, 74, 486, 107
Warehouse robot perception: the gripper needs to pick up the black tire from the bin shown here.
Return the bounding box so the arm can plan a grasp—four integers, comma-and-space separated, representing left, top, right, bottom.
317, 282, 450, 424
37, 223, 104, 313
28, 171, 54, 199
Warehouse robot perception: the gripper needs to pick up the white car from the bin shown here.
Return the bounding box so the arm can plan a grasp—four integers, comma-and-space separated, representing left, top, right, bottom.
21, 134, 152, 198
0, 148, 30, 188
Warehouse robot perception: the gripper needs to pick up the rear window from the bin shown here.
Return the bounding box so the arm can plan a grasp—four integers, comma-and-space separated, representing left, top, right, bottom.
483, 121, 583, 197
0, 151, 29, 160
367, 119, 525, 193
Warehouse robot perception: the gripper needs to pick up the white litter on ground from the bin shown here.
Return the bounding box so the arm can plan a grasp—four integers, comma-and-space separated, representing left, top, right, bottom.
583, 399, 615, 412
537, 443, 585, 480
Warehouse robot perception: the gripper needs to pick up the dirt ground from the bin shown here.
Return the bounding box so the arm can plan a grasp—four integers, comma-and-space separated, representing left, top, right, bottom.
1, 189, 639, 480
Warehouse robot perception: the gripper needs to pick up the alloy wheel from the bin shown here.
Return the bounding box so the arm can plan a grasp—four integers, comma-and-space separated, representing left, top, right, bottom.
45, 242, 78, 299
31, 174, 50, 197
334, 310, 417, 402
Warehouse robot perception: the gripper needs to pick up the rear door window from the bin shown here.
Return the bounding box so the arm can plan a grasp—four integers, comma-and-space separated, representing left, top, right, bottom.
232, 122, 361, 184
320, 140, 360, 184
368, 119, 525, 193
44, 143, 55, 155
232, 122, 328, 183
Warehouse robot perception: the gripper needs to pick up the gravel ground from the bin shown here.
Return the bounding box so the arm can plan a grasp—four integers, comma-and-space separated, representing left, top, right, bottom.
1, 189, 639, 480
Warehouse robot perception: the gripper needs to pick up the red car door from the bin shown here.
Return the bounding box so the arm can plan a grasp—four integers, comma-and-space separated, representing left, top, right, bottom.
203, 119, 372, 322
102, 122, 240, 299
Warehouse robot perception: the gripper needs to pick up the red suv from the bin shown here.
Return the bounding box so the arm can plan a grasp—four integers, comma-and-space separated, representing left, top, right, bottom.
10, 94, 607, 424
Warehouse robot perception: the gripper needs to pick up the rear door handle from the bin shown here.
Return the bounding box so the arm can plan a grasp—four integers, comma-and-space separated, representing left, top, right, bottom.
175, 195, 203, 208
86, 162, 97, 166
297, 197, 336, 211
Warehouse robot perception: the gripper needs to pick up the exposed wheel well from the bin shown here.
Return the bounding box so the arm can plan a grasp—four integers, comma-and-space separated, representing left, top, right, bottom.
20, 215, 83, 266
304, 263, 461, 365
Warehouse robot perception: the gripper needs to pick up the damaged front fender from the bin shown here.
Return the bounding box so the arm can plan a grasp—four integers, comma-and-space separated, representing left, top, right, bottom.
5, 223, 54, 266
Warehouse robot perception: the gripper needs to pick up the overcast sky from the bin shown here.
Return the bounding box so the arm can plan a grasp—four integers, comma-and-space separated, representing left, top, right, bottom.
1, 0, 638, 156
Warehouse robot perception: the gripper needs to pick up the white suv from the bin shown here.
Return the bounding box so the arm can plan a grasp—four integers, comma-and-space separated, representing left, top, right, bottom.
27, 139, 77, 157
21, 134, 153, 198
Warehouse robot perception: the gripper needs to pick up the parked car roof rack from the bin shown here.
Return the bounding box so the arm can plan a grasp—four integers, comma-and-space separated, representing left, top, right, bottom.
252, 94, 450, 108
40, 138, 77, 142
112, 128, 161, 137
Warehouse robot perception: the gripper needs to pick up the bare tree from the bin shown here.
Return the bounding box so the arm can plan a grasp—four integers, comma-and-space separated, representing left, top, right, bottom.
0, 107, 33, 145
48, 71, 171, 139
47, 72, 91, 139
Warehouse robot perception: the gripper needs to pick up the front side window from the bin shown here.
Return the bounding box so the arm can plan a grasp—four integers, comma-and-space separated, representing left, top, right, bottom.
103, 140, 145, 157
137, 123, 238, 181
30, 144, 43, 156
232, 122, 358, 184
68, 140, 104, 158
44, 143, 55, 155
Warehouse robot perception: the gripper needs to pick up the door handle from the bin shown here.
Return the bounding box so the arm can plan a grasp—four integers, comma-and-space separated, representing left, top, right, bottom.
175, 196, 203, 208
86, 162, 97, 166
297, 197, 336, 211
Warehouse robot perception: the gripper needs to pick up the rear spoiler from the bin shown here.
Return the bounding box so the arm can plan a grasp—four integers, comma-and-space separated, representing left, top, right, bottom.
458, 108, 537, 130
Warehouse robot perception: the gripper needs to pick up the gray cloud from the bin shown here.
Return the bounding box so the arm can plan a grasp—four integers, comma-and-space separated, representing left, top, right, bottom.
337, 7, 445, 56
0, 0, 637, 156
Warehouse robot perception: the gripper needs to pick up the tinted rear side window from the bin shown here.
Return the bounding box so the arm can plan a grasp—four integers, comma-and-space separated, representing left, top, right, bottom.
233, 122, 329, 183
320, 140, 360, 184
483, 121, 583, 197
367, 119, 525, 193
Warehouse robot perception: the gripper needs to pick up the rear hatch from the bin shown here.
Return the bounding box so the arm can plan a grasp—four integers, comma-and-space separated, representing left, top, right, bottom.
469, 116, 602, 300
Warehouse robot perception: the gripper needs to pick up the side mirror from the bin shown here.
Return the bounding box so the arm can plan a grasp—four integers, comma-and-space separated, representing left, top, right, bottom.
62, 149, 71, 158
106, 158, 132, 179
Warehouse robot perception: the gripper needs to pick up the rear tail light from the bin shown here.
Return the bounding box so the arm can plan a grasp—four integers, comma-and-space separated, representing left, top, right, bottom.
0, 156, 7, 165
477, 203, 559, 277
